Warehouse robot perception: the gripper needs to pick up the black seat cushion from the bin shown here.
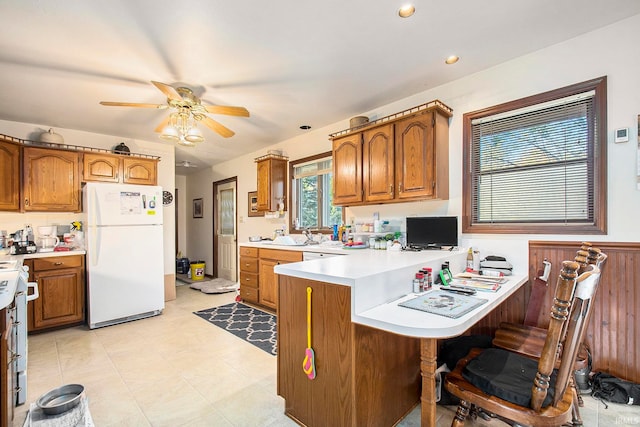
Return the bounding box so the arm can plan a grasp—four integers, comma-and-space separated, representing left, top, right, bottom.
462, 348, 556, 408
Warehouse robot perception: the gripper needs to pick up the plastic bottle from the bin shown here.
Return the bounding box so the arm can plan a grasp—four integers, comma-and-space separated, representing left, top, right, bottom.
415, 272, 425, 292
413, 278, 421, 293
466, 247, 474, 270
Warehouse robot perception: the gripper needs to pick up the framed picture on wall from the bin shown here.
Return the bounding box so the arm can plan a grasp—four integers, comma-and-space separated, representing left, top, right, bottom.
193, 198, 203, 218
248, 191, 261, 217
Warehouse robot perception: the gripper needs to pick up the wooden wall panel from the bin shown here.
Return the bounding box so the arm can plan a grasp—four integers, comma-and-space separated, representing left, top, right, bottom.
468, 241, 640, 383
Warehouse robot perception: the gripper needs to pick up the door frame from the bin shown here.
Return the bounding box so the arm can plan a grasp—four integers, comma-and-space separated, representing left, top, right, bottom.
212, 176, 238, 279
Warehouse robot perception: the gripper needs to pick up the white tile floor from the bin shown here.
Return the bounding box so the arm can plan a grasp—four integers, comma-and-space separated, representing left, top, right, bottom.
14, 285, 640, 426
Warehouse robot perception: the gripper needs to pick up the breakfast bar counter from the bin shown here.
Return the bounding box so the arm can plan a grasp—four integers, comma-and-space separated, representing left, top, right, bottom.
274, 249, 527, 427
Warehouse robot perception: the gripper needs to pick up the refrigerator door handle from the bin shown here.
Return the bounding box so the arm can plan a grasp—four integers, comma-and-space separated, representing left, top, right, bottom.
90, 226, 101, 267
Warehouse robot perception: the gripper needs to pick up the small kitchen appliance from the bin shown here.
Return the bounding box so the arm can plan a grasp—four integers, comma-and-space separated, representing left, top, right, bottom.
37, 226, 59, 252
9, 228, 37, 254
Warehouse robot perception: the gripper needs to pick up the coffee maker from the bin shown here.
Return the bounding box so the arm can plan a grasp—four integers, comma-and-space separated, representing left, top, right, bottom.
37, 226, 59, 252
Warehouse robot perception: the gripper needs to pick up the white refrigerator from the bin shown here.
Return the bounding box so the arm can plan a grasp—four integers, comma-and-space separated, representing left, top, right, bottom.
83, 182, 164, 329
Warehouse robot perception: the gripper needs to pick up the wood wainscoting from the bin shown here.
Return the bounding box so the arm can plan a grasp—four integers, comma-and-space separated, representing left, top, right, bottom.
468, 241, 640, 383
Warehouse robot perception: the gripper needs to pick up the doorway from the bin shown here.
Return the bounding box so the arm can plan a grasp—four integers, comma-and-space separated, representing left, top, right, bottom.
212, 177, 237, 281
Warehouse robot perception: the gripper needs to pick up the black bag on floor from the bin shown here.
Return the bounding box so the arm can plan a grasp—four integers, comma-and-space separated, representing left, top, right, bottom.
591, 372, 640, 406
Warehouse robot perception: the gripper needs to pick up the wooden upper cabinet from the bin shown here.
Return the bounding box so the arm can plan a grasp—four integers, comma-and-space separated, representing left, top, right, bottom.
83, 152, 121, 183
83, 153, 157, 185
363, 124, 394, 203
331, 102, 451, 207
256, 155, 287, 212
332, 133, 363, 205
0, 139, 21, 211
123, 157, 157, 185
23, 147, 80, 212
395, 113, 435, 200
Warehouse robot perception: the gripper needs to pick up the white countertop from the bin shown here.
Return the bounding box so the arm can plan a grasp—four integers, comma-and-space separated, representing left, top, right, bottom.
354, 276, 528, 339
271, 244, 528, 339
241, 240, 349, 255
1, 249, 86, 262
273, 247, 467, 286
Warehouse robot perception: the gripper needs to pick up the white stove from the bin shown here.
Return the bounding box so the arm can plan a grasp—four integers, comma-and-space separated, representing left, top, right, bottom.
0, 259, 38, 406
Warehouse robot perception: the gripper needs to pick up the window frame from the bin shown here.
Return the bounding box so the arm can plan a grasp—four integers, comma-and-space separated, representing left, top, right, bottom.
288, 151, 344, 234
462, 76, 607, 235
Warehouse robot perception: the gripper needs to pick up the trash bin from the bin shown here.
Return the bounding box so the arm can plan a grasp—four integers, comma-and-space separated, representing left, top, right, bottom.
176, 258, 190, 274
190, 261, 205, 281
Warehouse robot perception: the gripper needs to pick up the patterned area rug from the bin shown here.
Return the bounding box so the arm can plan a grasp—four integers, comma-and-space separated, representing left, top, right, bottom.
194, 303, 277, 355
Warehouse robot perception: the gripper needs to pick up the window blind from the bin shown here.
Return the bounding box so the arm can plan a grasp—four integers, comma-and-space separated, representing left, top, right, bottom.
470, 91, 598, 225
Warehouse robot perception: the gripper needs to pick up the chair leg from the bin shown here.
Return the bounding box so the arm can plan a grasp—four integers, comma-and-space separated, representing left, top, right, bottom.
452, 400, 471, 427
574, 372, 585, 407
571, 386, 583, 426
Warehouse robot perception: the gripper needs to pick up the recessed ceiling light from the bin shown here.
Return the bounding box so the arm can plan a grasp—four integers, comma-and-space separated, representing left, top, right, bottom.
300, 125, 311, 130
445, 55, 460, 65
398, 4, 415, 18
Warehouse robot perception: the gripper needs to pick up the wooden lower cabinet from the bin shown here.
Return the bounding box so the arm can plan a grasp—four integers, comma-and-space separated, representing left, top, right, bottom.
239, 247, 259, 304
277, 275, 421, 427
258, 249, 302, 310
26, 255, 85, 332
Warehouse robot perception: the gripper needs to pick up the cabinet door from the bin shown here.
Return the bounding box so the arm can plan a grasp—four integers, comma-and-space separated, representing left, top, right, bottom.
395, 113, 435, 200
23, 147, 80, 212
256, 158, 287, 212
83, 152, 121, 183
363, 124, 394, 202
332, 134, 362, 205
259, 258, 279, 310
123, 157, 157, 185
278, 276, 353, 426
0, 140, 20, 211
31, 268, 84, 330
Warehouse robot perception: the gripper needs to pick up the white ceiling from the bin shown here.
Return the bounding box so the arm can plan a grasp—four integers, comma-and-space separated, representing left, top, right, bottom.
1, 1, 639, 175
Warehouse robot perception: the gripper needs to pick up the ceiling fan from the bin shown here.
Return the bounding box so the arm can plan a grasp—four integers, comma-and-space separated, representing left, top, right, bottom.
100, 81, 249, 139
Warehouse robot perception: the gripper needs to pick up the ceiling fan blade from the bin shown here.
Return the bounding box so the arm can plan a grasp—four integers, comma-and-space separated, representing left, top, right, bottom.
203, 105, 250, 117
202, 116, 235, 138
154, 116, 170, 133
100, 101, 167, 109
151, 81, 182, 101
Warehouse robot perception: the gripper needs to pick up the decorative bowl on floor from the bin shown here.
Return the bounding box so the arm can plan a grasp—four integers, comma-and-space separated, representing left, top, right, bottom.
36, 384, 85, 415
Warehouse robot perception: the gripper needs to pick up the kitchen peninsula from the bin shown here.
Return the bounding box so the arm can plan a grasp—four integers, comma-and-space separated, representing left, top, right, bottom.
272, 248, 527, 427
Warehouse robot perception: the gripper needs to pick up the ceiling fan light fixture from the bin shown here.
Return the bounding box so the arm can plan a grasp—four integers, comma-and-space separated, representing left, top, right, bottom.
185, 126, 204, 143
159, 125, 180, 142
177, 137, 196, 147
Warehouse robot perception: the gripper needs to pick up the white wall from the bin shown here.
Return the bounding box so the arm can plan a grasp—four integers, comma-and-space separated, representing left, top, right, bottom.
183, 14, 640, 275
0, 121, 177, 275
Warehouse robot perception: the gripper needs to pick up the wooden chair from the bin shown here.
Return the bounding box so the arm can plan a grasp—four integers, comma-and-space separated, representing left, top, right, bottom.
492, 244, 607, 417
444, 260, 601, 427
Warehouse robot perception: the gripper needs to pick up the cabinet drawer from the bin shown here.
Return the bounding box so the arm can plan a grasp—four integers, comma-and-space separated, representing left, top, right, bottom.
259, 248, 303, 262
240, 247, 259, 257
240, 286, 259, 303
33, 255, 83, 271
239, 257, 259, 273
240, 272, 259, 288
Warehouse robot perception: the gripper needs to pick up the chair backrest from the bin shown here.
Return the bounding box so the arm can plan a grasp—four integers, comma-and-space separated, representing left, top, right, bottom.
530, 260, 601, 410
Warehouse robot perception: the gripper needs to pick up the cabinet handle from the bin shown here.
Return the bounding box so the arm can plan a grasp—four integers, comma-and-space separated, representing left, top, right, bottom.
245, 277, 250, 281
24, 198, 29, 206
54, 262, 63, 265
245, 263, 250, 267
390, 184, 393, 195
